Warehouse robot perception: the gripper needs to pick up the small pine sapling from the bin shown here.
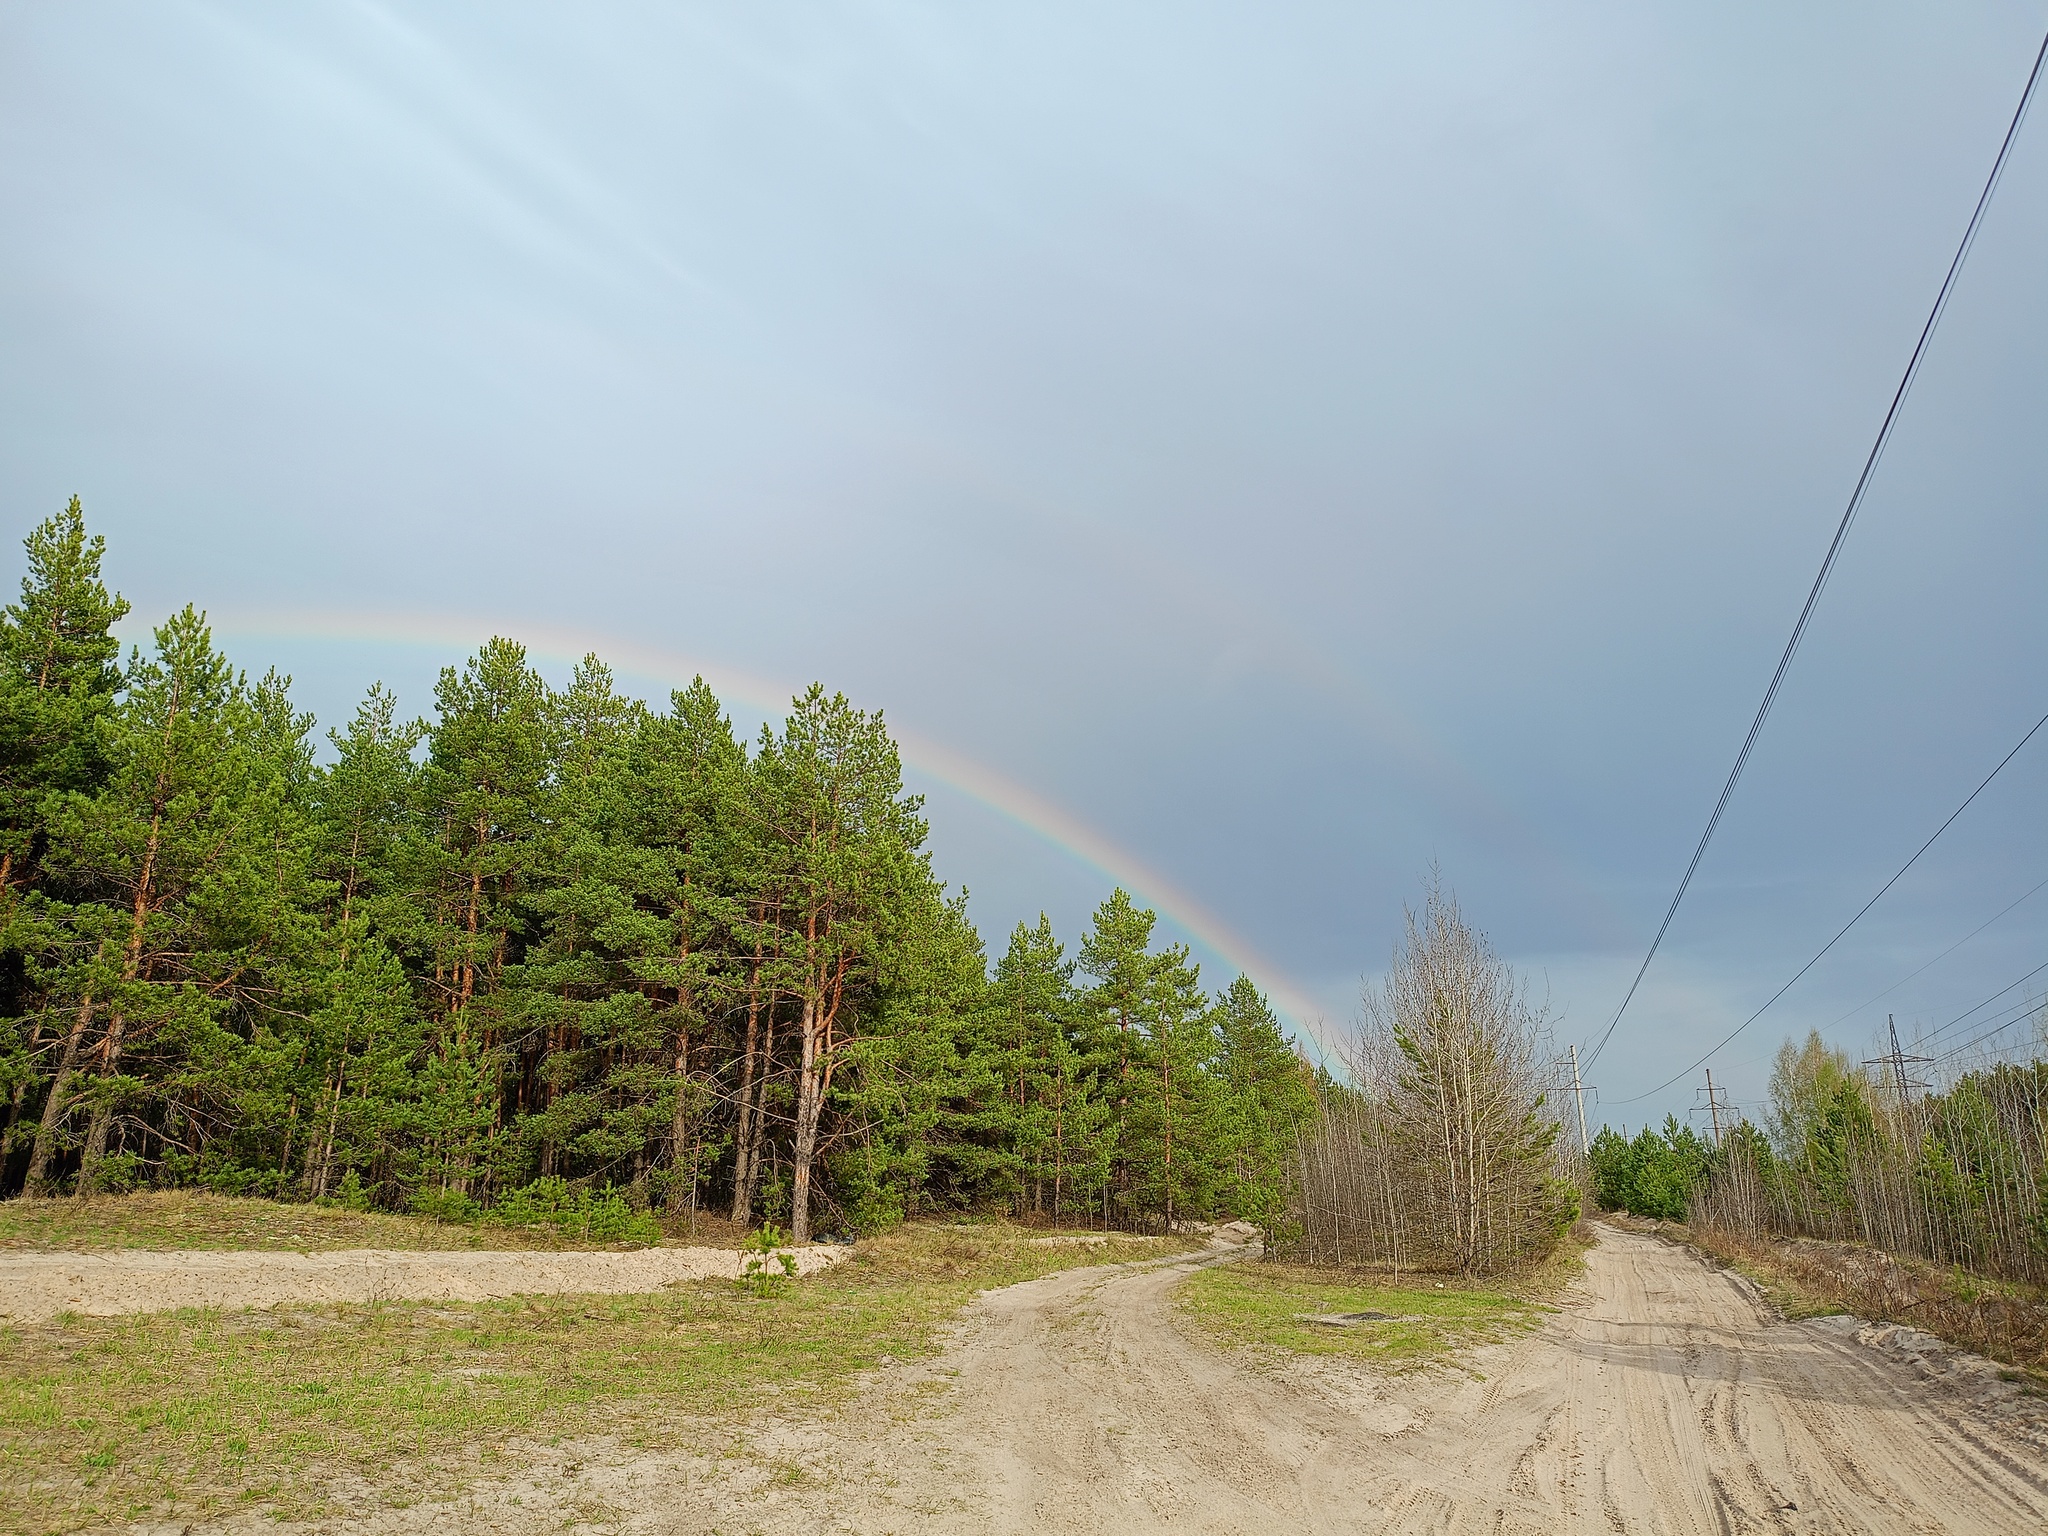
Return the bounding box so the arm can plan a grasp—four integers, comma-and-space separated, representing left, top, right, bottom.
740, 1221, 800, 1297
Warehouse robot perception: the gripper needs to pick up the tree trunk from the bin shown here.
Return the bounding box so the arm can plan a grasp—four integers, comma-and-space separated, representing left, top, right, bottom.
738, 1007, 776, 1222
312, 1057, 345, 1199
666, 1025, 693, 1215
790, 997, 823, 1244
77, 1008, 130, 1196
79, 801, 163, 1197
2, 1015, 43, 1161
23, 988, 93, 1197
1161, 1048, 1174, 1233
729, 959, 765, 1223
459, 819, 485, 1013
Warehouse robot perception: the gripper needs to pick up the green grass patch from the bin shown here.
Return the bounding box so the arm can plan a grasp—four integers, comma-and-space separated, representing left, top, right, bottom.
0, 1219, 1187, 1534
1179, 1260, 1552, 1369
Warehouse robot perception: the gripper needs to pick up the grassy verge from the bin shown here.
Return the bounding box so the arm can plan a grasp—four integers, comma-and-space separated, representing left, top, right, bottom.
1178, 1236, 1583, 1371
0, 1190, 764, 1254
0, 1219, 1186, 1534
1617, 1213, 2048, 1378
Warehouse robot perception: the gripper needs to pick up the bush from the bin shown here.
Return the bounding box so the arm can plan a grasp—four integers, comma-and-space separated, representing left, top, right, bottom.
485, 1177, 660, 1244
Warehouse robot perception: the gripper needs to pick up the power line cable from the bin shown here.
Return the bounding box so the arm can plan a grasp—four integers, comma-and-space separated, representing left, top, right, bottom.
1711, 873, 2048, 1077
1926, 994, 2047, 1065
1816, 872, 2048, 1032
1915, 957, 2048, 1052
1584, 26, 2048, 1073
1608, 705, 2048, 1103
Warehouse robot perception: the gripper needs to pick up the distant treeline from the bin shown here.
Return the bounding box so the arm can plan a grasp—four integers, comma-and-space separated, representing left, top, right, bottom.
0, 501, 1315, 1240
1592, 1030, 2048, 1284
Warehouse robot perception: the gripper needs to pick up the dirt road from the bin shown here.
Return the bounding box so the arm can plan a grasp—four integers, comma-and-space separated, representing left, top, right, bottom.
205, 1223, 2048, 1535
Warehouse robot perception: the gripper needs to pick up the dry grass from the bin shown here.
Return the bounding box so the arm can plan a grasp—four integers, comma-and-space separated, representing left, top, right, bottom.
0, 1190, 763, 1254
0, 1216, 1188, 1535
1616, 1213, 2048, 1379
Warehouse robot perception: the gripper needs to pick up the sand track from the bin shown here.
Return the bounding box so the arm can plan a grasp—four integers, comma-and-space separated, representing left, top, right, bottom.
795, 1223, 2048, 1534
0, 1242, 846, 1320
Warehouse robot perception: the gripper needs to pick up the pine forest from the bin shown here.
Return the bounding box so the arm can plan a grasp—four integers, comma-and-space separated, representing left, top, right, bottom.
0, 502, 1321, 1243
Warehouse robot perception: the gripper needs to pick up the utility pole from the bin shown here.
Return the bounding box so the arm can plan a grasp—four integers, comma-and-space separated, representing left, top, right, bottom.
1568, 1044, 1592, 1156
1698, 1070, 1731, 1148
1865, 1014, 1930, 1111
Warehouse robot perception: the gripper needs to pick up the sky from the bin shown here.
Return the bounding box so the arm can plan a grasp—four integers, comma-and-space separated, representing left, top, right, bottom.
3, 2, 2047, 1130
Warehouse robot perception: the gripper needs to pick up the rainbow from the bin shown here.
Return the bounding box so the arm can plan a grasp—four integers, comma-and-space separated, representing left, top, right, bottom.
207, 606, 1334, 1033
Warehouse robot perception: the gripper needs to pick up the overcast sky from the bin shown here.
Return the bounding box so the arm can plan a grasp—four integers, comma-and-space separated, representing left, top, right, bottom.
4, 1, 2047, 1128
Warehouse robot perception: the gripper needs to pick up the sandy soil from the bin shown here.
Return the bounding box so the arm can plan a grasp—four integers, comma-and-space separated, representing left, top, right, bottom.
0, 1242, 847, 1320
129, 1223, 2048, 1534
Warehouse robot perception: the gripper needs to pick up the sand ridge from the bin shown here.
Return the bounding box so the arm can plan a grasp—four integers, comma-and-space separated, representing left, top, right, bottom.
0, 1241, 848, 1320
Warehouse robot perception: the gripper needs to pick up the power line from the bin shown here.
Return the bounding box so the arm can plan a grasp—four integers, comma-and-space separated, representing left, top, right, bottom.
1707, 873, 2048, 1078
1584, 26, 2048, 1074
1817, 872, 2048, 1033
1915, 958, 2048, 1053
1927, 994, 2046, 1066
1608, 705, 2048, 1103
1866, 1015, 1930, 1105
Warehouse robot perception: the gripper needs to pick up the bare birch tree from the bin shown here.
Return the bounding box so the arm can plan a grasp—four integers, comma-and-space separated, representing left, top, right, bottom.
1293, 876, 1571, 1277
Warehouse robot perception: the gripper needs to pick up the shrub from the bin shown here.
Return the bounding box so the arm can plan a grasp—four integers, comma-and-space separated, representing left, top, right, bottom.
409, 1186, 480, 1223
485, 1177, 660, 1244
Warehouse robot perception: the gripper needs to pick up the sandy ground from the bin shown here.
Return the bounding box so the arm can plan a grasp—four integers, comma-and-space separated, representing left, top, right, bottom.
128, 1223, 2048, 1534
0, 1242, 847, 1320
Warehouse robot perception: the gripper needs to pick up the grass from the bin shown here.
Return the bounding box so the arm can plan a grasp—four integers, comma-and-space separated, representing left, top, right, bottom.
1180, 1262, 1551, 1368
0, 1189, 770, 1254
0, 1216, 1187, 1535
1179, 1232, 1587, 1371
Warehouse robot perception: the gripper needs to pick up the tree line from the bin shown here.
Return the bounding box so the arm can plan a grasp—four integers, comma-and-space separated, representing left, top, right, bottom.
0, 501, 1315, 1241
1592, 1028, 2048, 1285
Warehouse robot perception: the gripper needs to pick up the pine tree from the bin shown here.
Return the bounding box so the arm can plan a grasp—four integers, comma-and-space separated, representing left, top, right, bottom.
749, 686, 927, 1243
0, 498, 129, 903
406, 639, 553, 1195
1210, 975, 1314, 1227
621, 678, 746, 1216
508, 656, 649, 1187
842, 883, 995, 1228
988, 916, 1076, 1215
1127, 939, 1214, 1231
0, 501, 129, 1180
26, 611, 315, 1196
302, 684, 426, 1198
